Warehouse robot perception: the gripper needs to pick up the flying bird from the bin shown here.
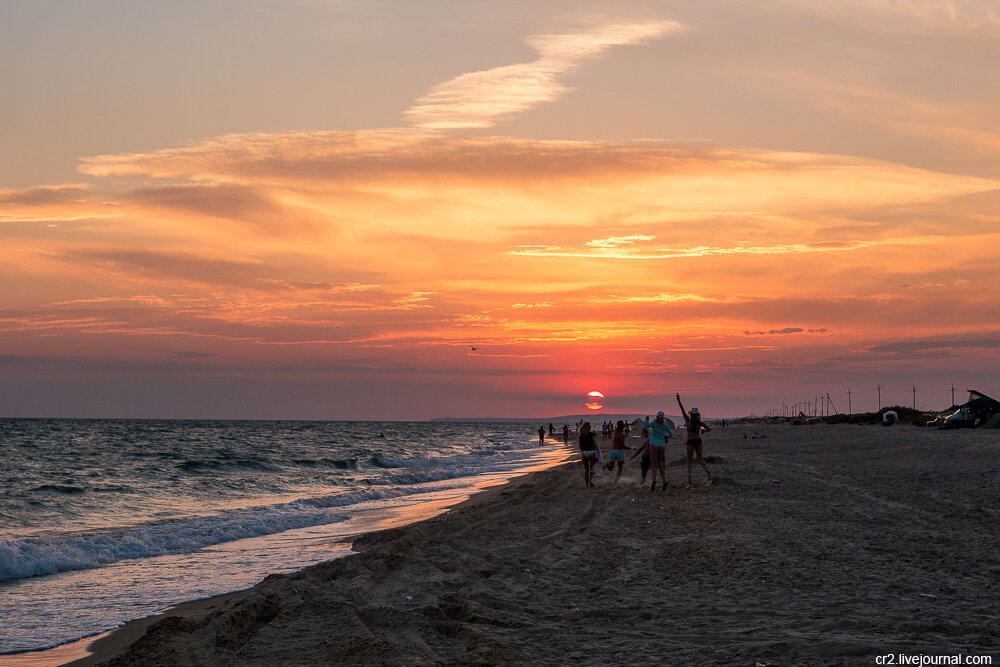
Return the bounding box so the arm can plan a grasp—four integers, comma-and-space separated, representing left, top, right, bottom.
469, 346, 478, 351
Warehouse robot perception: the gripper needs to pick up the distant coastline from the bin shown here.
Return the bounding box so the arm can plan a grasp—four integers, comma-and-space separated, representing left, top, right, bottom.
430, 413, 675, 424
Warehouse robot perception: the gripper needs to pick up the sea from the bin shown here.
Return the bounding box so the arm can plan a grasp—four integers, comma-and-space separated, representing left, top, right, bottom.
0, 419, 570, 658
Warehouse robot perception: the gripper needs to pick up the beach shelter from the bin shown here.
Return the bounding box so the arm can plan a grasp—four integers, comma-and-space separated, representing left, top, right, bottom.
959, 390, 1000, 413
942, 390, 1000, 428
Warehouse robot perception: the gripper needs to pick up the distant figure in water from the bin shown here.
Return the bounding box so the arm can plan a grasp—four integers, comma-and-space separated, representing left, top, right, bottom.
604, 420, 627, 482
562, 424, 569, 443
538, 426, 545, 443
643, 411, 674, 491
677, 393, 713, 488
578, 421, 598, 488
548, 423, 554, 435
377, 432, 385, 438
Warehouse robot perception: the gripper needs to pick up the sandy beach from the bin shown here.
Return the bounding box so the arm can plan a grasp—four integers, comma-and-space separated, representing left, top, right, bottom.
69, 423, 999, 666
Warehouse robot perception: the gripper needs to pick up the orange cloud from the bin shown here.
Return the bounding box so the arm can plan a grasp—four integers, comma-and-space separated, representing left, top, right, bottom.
4, 130, 1000, 417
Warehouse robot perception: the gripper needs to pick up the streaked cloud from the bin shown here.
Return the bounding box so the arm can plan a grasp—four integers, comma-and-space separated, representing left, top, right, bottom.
744, 328, 830, 336
404, 20, 685, 129
5, 129, 1000, 417
811, 0, 1000, 29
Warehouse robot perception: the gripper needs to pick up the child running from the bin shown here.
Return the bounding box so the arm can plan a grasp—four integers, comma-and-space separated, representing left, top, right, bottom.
643, 411, 674, 491
677, 393, 713, 488
629, 434, 651, 485
604, 420, 627, 482
578, 421, 598, 488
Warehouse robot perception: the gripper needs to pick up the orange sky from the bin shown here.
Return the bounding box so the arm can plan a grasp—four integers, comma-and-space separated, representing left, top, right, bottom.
2, 4, 999, 418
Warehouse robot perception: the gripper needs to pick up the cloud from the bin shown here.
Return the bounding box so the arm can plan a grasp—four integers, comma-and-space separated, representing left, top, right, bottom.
820, 0, 1000, 29
4, 128, 1000, 407
125, 183, 292, 234
0, 184, 91, 207
868, 339, 1000, 353
509, 236, 944, 260
586, 235, 656, 248
744, 327, 829, 336
404, 20, 685, 129
0, 183, 115, 222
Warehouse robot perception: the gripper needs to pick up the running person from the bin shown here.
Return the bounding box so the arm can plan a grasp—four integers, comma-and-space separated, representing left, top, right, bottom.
629, 434, 651, 485
604, 420, 627, 482
676, 393, 713, 488
643, 411, 674, 491
578, 421, 598, 488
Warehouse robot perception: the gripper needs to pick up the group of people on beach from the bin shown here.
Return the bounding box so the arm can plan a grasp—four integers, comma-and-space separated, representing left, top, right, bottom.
579, 394, 713, 491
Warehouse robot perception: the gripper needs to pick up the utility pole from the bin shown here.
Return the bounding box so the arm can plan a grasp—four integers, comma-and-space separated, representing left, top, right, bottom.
912, 386, 917, 410
827, 393, 838, 415
847, 388, 853, 415
951, 385, 955, 407
877, 384, 882, 411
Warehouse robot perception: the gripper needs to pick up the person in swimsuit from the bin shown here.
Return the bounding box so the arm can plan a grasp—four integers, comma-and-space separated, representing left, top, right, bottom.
604, 420, 627, 482
578, 421, 598, 488
676, 393, 713, 488
643, 410, 674, 491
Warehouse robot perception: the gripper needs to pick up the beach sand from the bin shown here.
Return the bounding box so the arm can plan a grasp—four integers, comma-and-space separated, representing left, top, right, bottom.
71, 424, 998, 666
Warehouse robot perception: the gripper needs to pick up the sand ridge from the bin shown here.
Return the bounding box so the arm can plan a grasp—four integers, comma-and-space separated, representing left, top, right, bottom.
91, 424, 999, 666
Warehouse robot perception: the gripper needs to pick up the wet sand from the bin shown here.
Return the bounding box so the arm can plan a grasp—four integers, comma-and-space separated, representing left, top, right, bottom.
72, 424, 999, 665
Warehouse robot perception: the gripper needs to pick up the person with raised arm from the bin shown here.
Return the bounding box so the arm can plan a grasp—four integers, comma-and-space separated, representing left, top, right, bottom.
676, 393, 713, 488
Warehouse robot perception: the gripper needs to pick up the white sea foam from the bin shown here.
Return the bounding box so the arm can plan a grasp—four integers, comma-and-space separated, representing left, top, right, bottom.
0, 420, 562, 654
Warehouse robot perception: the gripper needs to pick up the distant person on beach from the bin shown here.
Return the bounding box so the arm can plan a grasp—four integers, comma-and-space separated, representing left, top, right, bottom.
643, 411, 674, 491
548, 423, 554, 435
562, 424, 569, 443
538, 426, 545, 443
630, 435, 652, 484
604, 420, 627, 482
677, 393, 713, 488
579, 421, 598, 488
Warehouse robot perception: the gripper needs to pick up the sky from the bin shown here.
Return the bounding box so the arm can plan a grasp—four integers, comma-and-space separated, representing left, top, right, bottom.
2, 0, 1000, 420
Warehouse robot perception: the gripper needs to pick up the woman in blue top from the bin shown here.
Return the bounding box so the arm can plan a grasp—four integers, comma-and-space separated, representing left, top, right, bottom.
643, 411, 674, 491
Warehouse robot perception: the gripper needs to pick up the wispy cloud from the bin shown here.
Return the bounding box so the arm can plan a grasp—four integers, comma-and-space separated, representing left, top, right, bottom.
0, 183, 115, 222
404, 20, 685, 129
744, 327, 829, 336
509, 236, 945, 260
810, 0, 1000, 29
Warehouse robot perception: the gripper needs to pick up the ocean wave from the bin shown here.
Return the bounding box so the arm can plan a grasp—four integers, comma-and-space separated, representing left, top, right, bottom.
30, 485, 85, 495
177, 459, 278, 473
0, 504, 351, 583
0, 476, 505, 584
293, 458, 358, 469
371, 442, 536, 472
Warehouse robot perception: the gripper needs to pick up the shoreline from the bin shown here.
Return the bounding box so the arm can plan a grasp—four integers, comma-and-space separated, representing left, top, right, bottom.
14, 423, 1000, 665
1, 446, 572, 667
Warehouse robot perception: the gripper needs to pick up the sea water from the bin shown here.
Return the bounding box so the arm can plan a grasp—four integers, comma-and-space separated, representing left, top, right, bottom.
0, 419, 569, 655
